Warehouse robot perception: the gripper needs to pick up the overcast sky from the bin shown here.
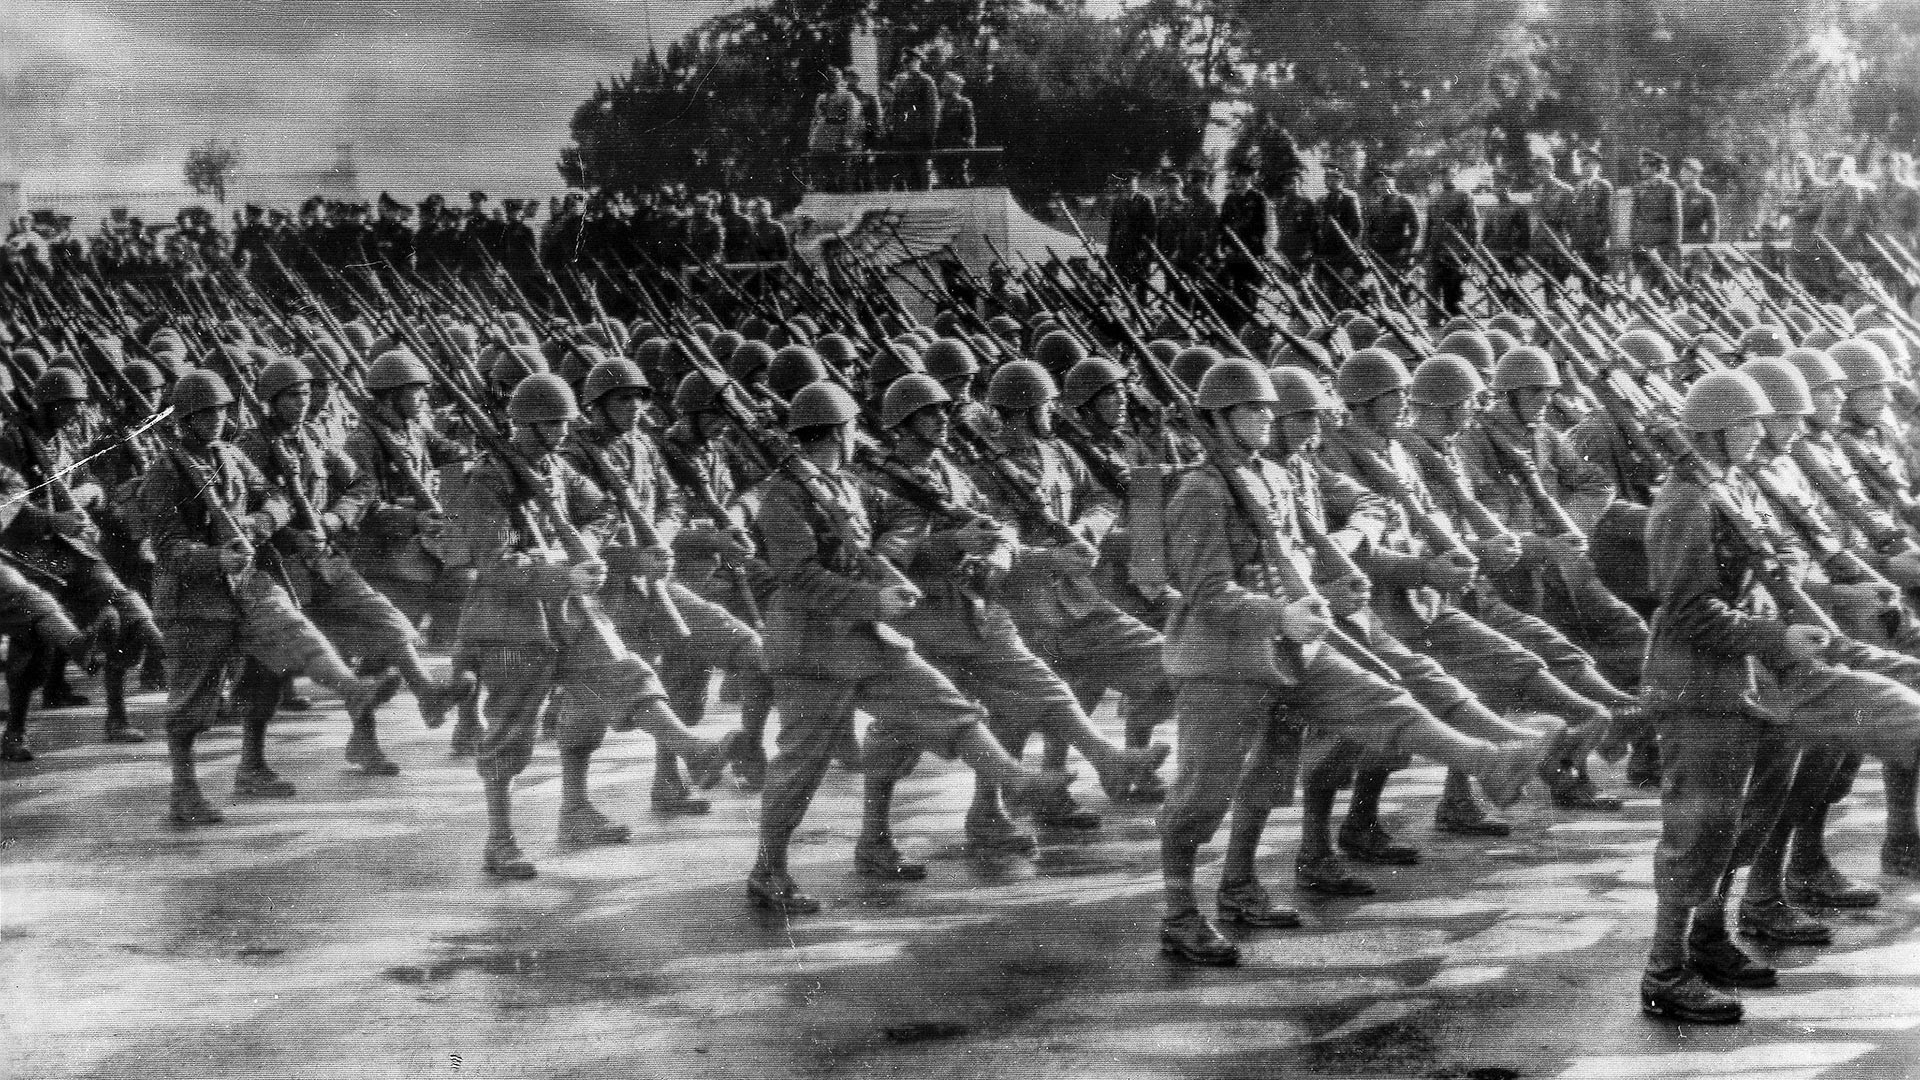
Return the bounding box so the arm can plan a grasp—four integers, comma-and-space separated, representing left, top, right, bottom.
3, 0, 735, 217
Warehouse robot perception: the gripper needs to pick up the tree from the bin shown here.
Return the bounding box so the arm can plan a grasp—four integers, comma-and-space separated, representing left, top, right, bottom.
560, 3, 1209, 204
183, 140, 242, 204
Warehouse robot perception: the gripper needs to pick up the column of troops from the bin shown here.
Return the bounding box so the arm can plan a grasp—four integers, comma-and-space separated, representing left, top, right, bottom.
10, 154, 1920, 1031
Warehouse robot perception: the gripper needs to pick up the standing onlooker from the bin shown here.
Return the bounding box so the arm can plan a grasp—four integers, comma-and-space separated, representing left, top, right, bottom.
1629, 150, 1683, 289
1569, 147, 1616, 290
885, 49, 941, 191
935, 72, 976, 189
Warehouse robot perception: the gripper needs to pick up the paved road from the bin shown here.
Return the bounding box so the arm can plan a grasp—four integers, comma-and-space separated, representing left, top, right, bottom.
6, 677, 1920, 1079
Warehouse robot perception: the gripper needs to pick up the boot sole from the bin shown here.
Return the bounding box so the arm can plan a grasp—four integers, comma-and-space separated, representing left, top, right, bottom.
1159, 940, 1240, 966
1641, 998, 1742, 1024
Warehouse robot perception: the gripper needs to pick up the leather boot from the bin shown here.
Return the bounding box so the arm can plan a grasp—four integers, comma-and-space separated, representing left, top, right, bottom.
234, 764, 297, 798
1478, 735, 1553, 808
1640, 968, 1742, 1024
418, 672, 477, 730
558, 804, 633, 846
747, 867, 820, 913
1159, 910, 1239, 965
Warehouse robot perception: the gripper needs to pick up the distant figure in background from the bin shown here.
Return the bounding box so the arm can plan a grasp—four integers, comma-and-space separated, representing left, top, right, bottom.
1532, 152, 1577, 284
1628, 150, 1682, 289
885, 48, 941, 191
1316, 165, 1366, 298
1217, 162, 1269, 317
1424, 162, 1478, 322
1484, 171, 1531, 275
1364, 166, 1420, 280
936, 72, 976, 189
1678, 157, 1719, 282
1106, 169, 1157, 298
1569, 147, 1616, 292
845, 70, 882, 193
1269, 166, 1319, 271
809, 69, 863, 192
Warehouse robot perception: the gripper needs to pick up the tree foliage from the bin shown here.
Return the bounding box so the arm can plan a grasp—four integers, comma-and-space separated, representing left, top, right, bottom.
183, 140, 242, 204
558, 2, 1209, 204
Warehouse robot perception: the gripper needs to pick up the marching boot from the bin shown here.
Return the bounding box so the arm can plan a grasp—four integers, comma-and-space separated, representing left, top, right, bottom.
650, 751, 711, 815
1337, 764, 1420, 865
101, 661, 146, 744
481, 777, 535, 879
414, 670, 477, 731
169, 733, 224, 825
233, 672, 295, 798
339, 671, 403, 775
1881, 760, 1920, 878
557, 748, 632, 846
1434, 768, 1510, 835
449, 692, 483, 758
1787, 801, 1880, 908
854, 773, 927, 880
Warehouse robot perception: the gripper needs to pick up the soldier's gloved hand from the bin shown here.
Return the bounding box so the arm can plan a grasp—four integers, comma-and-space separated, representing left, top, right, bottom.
1783, 624, 1832, 665
877, 583, 920, 620
1325, 574, 1371, 617
217, 540, 254, 576
1059, 539, 1099, 571
631, 545, 674, 579
1470, 533, 1523, 573
416, 510, 447, 537
49, 509, 92, 537
947, 521, 1003, 556
567, 558, 608, 596
1421, 554, 1478, 593
1276, 595, 1332, 645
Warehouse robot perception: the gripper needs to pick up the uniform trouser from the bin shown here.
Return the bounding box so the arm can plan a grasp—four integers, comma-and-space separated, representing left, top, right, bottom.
1727, 741, 1853, 870
1429, 262, 1466, 320
920, 620, 1102, 778
161, 574, 348, 740
1478, 594, 1623, 703
0, 563, 83, 651
610, 578, 767, 728
1160, 649, 1434, 861
1654, 658, 1920, 905
1024, 604, 1176, 741
1376, 600, 1572, 716
297, 558, 423, 671
365, 566, 474, 650
1533, 564, 1650, 692
472, 625, 673, 784
759, 653, 984, 852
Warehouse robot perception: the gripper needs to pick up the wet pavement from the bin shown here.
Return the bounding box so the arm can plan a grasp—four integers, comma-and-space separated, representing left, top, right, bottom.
6, 678, 1920, 1080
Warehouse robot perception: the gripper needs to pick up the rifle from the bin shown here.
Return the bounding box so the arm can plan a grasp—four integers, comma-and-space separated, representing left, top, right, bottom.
654, 435, 763, 628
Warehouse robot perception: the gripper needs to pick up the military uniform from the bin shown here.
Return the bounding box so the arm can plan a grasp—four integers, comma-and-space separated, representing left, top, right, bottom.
1424, 182, 1477, 321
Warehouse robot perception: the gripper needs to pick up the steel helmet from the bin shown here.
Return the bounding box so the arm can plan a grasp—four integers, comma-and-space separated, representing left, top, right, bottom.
922, 338, 980, 380
491, 344, 549, 387
1195, 357, 1278, 411
1740, 358, 1814, 416
709, 331, 744, 366
366, 349, 432, 392
1861, 327, 1910, 368
1061, 358, 1130, 408
257, 358, 314, 402
1482, 328, 1521, 359
1821, 303, 1855, 336
1333, 347, 1411, 404
1146, 338, 1182, 366
1682, 369, 1774, 432
767, 347, 828, 401
1832, 338, 1896, 389
692, 320, 720, 345
988, 360, 1059, 410
674, 370, 726, 414
581, 358, 650, 407
1172, 345, 1222, 390
870, 344, 925, 391
786, 381, 860, 432
1736, 324, 1792, 359
122, 359, 163, 393
726, 340, 777, 382
988, 314, 1023, 339
1342, 313, 1381, 349
341, 321, 375, 355
814, 334, 858, 368
1668, 311, 1704, 338
1728, 307, 1758, 330
1033, 330, 1088, 376
631, 336, 669, 370
1693, 332, 1735, 360
1436, 330, 1495, 372
34, 367, 88, 406
1614, 328, 1676, 368
508, 373, 580, 425
1491, 346, 1562, 391
1269, 365, 1336, 415
1487, 312, 1531, 342
1408, 355, 1488, 407
737, 316, 771, 342
1801, 328, 1842, 353
1782, 307, 1816, 338
881, 372, 953, 429
172, 369, 234, 415
1784, 347, 1847, 391
932, 310, 962, 339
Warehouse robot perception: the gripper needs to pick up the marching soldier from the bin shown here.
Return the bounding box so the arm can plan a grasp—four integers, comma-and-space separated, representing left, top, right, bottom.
1424, 163, 1478, 322
140, 371, 397, 823
1569, 148, 1616, 289
566, 358, 774, 814
746, 381, 1074, 913
1156, 358, 1555, 965
458, 374, 725, 878
0, 367, 164, 755
235, 357, 475, 778
1217, 163, 1269, 318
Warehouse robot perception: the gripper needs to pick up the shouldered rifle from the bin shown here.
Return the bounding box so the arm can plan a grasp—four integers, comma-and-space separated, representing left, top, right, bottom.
1791, 440, 1915, 550
666, 306, 924, 605
568, 433, 692, 639
1748, 459, 1905, 635
1339, 441, 1480, 598
653, 434, 763, 628
1609, 371, 1842, 635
